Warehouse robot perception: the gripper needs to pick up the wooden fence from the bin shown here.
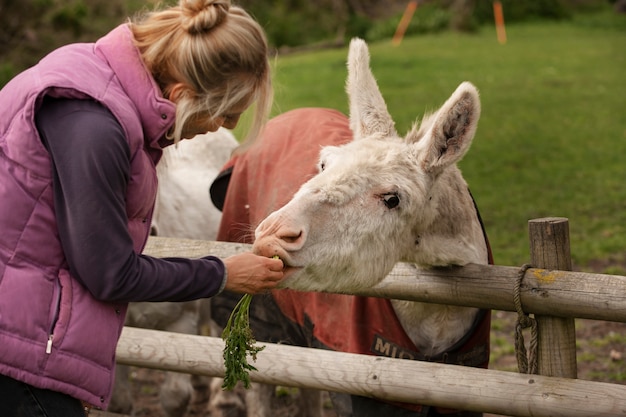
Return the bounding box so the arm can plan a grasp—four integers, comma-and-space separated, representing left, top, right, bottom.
115, 217, 626, 417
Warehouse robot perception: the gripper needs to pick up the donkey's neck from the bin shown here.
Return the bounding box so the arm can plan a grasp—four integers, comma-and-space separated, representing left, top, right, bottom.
412, 233, 487, 268
391, 299, 479, 357
395, 182, 487, 356
412, 172, 488, 267
394, 228, 484, 356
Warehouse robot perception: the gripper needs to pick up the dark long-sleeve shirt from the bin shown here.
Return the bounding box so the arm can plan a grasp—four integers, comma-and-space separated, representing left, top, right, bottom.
35, 97, 226, 302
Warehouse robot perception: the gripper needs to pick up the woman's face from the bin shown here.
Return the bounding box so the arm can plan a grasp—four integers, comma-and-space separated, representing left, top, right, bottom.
180, 109, 243, 139
167, 83, 249, 139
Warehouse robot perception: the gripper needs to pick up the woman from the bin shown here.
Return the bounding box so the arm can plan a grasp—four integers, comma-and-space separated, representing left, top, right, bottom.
0, 0, 283, 415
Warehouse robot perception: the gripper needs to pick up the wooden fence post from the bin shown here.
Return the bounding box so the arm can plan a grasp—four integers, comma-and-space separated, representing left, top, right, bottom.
528, 217, 577, 378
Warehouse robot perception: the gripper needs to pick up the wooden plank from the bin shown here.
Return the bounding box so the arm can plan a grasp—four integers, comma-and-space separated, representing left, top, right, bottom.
116, 327, 626, 417
143, 237, 626, 322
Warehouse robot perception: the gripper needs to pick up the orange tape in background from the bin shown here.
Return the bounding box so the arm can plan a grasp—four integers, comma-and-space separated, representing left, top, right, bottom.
493, 1, 507, 44
392, 1, 418, 46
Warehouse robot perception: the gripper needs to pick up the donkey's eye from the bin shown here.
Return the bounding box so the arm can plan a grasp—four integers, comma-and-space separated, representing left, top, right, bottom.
382, 193, 400, 209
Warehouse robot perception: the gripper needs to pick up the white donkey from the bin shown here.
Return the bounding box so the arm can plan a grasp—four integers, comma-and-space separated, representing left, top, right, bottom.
212, 38, 491, 417
109, 128, 239, 417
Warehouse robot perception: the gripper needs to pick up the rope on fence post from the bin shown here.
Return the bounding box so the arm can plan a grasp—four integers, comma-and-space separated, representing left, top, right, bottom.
514, 263, 538, 374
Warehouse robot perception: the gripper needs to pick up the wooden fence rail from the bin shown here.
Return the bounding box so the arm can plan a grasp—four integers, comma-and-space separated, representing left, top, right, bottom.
125, 217, 626, 417
116, 328, 626, 417
143, 239, 626, 323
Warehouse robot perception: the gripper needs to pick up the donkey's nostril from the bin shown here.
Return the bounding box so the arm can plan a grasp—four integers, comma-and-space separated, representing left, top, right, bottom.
281, 230, 303, 244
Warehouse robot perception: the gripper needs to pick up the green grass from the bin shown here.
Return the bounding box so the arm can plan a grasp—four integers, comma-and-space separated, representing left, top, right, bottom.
247, 10, 626, 270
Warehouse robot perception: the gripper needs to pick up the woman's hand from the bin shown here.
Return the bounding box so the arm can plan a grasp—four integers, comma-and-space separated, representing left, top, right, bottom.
222, 252, 284, 294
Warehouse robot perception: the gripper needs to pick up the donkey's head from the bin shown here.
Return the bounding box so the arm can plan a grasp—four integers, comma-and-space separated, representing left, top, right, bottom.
253, 39, 487, 292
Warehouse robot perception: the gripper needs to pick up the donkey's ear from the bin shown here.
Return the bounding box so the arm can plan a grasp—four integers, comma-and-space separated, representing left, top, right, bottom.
346, 38, 398, 141
416, 82, 481, 175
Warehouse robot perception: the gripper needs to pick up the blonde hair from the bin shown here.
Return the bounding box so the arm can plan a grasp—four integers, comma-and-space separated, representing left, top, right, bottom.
130, 0, 272, 145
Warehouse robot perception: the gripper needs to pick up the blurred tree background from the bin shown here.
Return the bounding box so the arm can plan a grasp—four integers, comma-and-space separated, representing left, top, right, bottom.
0, 0, 620, 87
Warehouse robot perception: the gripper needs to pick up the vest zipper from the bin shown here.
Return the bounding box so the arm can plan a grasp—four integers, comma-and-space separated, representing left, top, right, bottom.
46, 335, 54, 354
46, 279, 62, 354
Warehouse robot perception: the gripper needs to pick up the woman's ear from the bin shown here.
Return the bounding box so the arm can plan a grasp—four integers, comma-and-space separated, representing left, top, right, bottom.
164, 83, 187, 102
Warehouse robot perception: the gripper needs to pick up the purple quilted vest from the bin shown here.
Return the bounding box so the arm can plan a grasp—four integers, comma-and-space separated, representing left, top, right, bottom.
0, 25, 175, 407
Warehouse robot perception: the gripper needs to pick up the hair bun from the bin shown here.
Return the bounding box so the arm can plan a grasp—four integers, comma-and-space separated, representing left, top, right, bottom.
180, 0, 230, 34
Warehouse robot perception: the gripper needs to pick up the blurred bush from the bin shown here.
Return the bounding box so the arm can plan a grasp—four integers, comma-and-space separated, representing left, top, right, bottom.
0, 0, 616, 88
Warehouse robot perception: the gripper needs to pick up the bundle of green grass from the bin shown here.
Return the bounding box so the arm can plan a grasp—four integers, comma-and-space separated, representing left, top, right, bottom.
221, 255, 280, 390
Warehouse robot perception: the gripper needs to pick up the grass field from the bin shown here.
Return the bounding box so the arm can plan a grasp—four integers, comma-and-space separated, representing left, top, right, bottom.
251, 10, 626, 271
